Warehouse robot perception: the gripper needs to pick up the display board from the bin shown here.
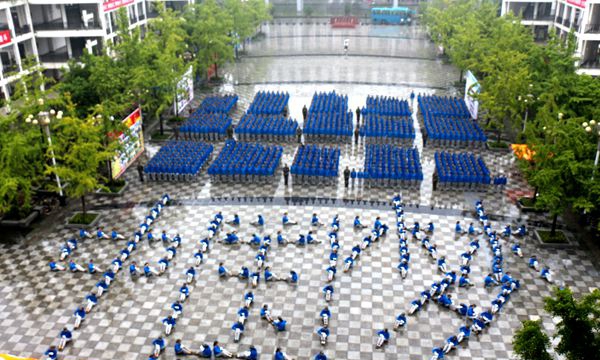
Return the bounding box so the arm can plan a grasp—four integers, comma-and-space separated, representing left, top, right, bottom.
174, 65, 194, 115
111, 107, 144, 179
464, 70, 480, 120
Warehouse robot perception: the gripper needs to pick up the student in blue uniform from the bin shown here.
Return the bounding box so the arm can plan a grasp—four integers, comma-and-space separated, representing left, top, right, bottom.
152, 337, 166, 357
186, 267, 196, 283
44, 346, 58, 360
57, 327, 72, 351
323, 285, 334, 302
244, 292, 254, 307
49, 261, 66, 271
179, 283, 190, 302
376, 328, 390, 348
74, 306, 86, 329
232, 321, 245, 342
282, 212, 297, 225
442, 335, 458, 354
273, 317, 287, 331
287, 270, 299, 284
354, 216, 367, 229
316, 327, 329, 345
198, 344, 212, 358
213, 341, 235, 358
237, 346, 258, 360
218, 263, 230, 277
394, 313, 407, 330
171, 301, 183, 319
85, 292, 97, 313
174, 339, 197, 356
484, 273, 498, 287
274, 348, 294, 360
163, 315, 176, 335
312, 213, 323, 226
238, 306, 249, 324
314, 351, 328, 360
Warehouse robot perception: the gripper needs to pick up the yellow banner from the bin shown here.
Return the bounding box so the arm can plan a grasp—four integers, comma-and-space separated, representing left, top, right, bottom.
0, 355, 38, 360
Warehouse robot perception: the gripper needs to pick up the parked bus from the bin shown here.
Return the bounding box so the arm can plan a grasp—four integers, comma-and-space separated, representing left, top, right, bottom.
371, 7, 416, 25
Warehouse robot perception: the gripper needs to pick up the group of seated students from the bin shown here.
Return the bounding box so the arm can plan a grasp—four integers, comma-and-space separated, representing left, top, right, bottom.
362, 95, 411, 117
247, 91, 290, 115
304, 91, 353, 142
208, 140, 283, 183
360, 145, 423, 188
360, 116, 415, 145
418, 95, 486, 147
197, 94, 238, 114
180, 112, 233, 141
144, 141, 213, 181
45, 195, 171, 360
290, 144, 341, 185
434, 151, 491, 189
236, 113, 299, 142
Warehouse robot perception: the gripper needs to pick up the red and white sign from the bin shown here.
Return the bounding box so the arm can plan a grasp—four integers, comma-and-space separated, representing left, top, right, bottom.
0, 30, 12, 46
567, 0, 587, 9
103, 0, 135, 12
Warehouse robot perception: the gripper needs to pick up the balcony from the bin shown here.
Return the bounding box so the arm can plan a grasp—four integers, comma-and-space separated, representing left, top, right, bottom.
14, 24, 31, 36
585, 23, 600, 34
521, 13, 554, 21
2, 63, 20, 75
555, 16, 564, 25
39, 49, 69, 63
580, 58, 600, 69
34, 20, 101, 31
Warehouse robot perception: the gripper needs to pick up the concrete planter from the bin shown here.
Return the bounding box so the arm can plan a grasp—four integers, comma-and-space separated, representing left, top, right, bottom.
516, 198, 546, 213
95, 181, 129, 197
533, 228, 576, 248
0, 209, 40, 228
65, 212, 101, 229
485, 141, 511, 153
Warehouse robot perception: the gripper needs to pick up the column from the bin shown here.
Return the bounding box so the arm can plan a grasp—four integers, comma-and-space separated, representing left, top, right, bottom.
264, 0, 269, 5
533, 3, 538, 20
297, 0, 303, 13
393, 0, 398, 7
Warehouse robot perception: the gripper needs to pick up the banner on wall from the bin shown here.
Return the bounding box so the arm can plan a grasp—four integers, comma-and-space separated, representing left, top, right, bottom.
0, 30, 12, 46
566, 0, 587, 9
110, 108, 144, 179
174, 65, 194, 115
102, 0, 135, 12
464, 70, 480, 120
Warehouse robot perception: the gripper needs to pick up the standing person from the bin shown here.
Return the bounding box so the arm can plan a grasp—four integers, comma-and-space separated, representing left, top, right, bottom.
344, 167, 351, 188
355, 107, 361, 126
302, 105, 308, 121
296, 127, 303, 144
354, 126, 359, 145
343, 38, 349, 55
137, 162, 145, 182
283, 163, 290, 186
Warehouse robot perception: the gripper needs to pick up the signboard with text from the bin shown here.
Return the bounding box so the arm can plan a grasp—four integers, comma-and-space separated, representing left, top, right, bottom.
566, 0, 586, 9
464, 70, 480, 120
0, 30, 12, 46
174, 65, 194, 115
111, 108, 144, 179
103, 0, 135, 12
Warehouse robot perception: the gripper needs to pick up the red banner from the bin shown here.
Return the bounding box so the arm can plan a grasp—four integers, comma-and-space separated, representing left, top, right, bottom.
0, 30, 11, 46
103, 0, 135, 12
566, 0, 586, 9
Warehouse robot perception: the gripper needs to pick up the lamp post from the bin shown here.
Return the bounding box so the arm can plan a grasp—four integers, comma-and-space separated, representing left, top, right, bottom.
518, 84, 535, 133
582, 119, 600, 179
25, 106, 64, 199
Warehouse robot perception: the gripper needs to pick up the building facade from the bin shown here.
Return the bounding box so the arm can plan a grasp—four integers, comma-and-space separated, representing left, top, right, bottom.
501, 0, 600, 76
0, 0, 192, 101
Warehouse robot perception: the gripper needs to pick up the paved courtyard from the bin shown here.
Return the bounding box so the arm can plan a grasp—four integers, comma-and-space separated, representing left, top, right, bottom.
1, 20, 599, 360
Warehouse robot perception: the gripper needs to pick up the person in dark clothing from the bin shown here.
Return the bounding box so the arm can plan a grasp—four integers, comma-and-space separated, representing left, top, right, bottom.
354, 127, 359, 145
296, 127, 303, 144
174, 124, 180, 140
283, 164, 290, 186
344, 167, 350, 188
227, 125, 234, 139
302, 105, 308, 121
355, 107, 361, 126
137, 163, 145, 182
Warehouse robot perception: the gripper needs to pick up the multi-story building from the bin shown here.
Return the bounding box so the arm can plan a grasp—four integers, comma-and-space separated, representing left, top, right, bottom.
0, 0, 192, 101
502, 0, 600, 76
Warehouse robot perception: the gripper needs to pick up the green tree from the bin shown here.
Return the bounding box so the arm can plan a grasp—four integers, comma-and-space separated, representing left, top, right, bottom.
512, 320, 553, 360
46, 100, 115, 218
544, 288, 600, 360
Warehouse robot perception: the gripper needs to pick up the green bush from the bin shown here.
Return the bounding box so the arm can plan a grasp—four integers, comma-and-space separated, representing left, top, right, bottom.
69, 213, 98, 225
538, 229, 568, 244
512, 320, 552, 360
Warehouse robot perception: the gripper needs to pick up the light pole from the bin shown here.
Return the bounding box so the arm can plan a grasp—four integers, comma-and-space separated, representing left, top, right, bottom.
582, 119, 600, 179
518, 84, 535, 133
25, 106, 64, 198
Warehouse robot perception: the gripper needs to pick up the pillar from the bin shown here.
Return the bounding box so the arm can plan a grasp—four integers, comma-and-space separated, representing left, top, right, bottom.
393, 0, 398, 8
533, 3, 538, 19
297, 0, 303, 13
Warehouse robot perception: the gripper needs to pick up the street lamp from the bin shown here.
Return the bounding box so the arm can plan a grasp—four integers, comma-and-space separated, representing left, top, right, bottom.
581, 119, 600, 179
518, 84, 535, 132
25, 105, 65, 198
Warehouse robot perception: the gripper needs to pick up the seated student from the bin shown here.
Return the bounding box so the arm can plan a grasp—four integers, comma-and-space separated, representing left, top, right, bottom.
67, 238, 78, 250
198, 344, 212, 358
255, 254, 265, 269
460, 265, 471, 276
69, 260, 85, 273
459, 274, 473, 287
457, 325, 471, 343
329, 249, 339, 267
174, 339, 197, 356
244, 292, 254, 307
277, 231, 287, 245
85, 292, 97, 313
376, 328, 390, 348
223, 232, 239, 245
426, 222, 435, 234
237, 346, 258, 360
331, 239, 340, 252
323, 285, 334, 302
79, 228, 92, 239
272, 317, 287, 331
484, 273, 498, 287
529, 255, 540, 271
461, 252, 472, 266
316, 327, 330, 345
428, 244, 438, 260
59, 245, 72, 261
251, 271, 260, 287
232, 321, 245, 342
351, 245, 362, 260
282, 212, 297, 226
97, 227, 110, 240
430, 347, 444, 360
74, 306, 86, 329
455, 221, 465, 235
437, 257, 448, 273
310, 213, 323, 227
260, 304, 274, 323
274, 348, 295, 360
237, 306, 249, 325
442, 336, 459, 354
199, 238, 210, 252
96, 279, 108, 297
354, 216, 367, 229
57, 327, 72, 351
502, 225, 512, 238
247, 234, 261, 247
279, 269, 295, 284
227, 214, 240, 226
420, 290, 432, 306
264, 267, 279, 282
492, 260, 503, 282
314, 351, 328, 360
172, 234, 182, 248
296, 234, 307, 246
343, 257, 354, 272
437, 294, 453, 308
44, 346, 58, 360
186, 267, 196, 284
470, 318, 486, 334
516, 224, 527, 237
111, 258, 123, 273
511, 242, 523, 257
320, 307, 331, 327
541, 267, 553, 283
252, 214, 265, 227
394, 313, 407, 330
361, 236, 372, 250
469, 239, 480, 255
147, 230, 155, 242
194, 250, 204, 266
327, 266, 337, 282
467, 304, 479, 320
397, 261, 409, 279
480, 311, 493, 325
163, 315, 176, 335
49, 261, 66, 272
307, 231, 320, 244
213, 341, 235, 358
158, 258, 169, 274
152, 337, 166, 357
421, 237, 431, 249
218, 263, 230, 278
179, 283, 190, 302
237, 266, 250, 280
468, 223, 480, 235
409, 299, 422, 315
133, 231, 142, 243
263, 235, 272, 247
